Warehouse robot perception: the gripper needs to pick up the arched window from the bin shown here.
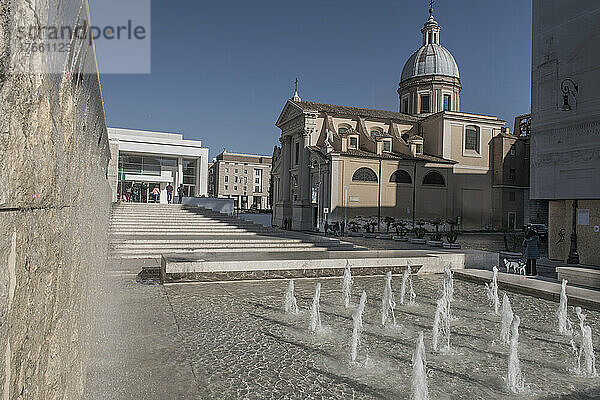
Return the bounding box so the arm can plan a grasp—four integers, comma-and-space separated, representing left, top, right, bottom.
339, 127, 349, 134
390, 170, 412, 184
370, 129, 382, 140
465, 125, 480, 153
352, 167, 378, 183
422, 171, 445, 186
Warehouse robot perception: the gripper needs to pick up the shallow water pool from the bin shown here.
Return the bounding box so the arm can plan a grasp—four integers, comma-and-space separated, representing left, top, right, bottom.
165, 274, 600, 399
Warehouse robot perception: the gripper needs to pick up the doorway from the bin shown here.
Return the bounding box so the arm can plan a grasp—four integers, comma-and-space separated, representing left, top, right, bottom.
507, 212, 517, 231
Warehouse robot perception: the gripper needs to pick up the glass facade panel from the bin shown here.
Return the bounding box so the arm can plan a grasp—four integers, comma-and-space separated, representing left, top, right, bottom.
182, 159, 197, 198
161, 157, 177, 167
123, 163, 141, 174
117, 153, 200, 201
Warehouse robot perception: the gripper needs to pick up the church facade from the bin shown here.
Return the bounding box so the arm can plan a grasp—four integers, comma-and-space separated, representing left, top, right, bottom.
271, 9, 506, 231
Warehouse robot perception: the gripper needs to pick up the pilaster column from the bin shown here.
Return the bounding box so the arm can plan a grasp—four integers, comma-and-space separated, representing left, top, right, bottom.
279, 136, 291, 203
298, 130, 311, 204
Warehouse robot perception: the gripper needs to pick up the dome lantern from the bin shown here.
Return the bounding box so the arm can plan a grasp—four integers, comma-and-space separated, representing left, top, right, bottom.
398, 7, 462, 116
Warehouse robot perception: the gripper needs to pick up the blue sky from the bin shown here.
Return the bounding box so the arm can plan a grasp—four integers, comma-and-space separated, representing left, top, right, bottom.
96, 0, 532, 159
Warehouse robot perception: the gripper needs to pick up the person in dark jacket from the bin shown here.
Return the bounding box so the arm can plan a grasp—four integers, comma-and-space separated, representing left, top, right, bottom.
523, 229, 540, 276
166, 183, 174, 204
177, 184, 185, 204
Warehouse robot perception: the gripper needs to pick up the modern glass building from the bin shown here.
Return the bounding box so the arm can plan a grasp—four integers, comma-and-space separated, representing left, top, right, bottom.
107, 128, 209, 203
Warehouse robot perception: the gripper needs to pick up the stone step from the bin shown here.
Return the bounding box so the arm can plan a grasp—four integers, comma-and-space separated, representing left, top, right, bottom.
111, 241, 338, 248
110, 230, 259, 234
111, 245, 347, 252
110, 215, 245, 219
556, 267, 600, 290
110, 216, 255, 222
454, 269, 600, 311
110, 223, 256, 229
111, 231, 262, 237
160, 249, 465, 283
112, 246, 334, 255
109, 238, 307, 244
138, 266, 161, 281
113, 245, 360, 259
111, 221, 255, 226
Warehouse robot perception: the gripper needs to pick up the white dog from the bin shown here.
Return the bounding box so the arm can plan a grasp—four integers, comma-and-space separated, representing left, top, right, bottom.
503, 258, 526, 275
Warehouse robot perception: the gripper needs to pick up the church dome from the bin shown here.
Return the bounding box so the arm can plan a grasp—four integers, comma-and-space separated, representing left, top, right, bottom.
400, 44, 459, 82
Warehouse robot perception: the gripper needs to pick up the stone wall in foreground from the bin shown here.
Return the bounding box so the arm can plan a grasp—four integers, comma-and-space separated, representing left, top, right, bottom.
0, 0, 111, 398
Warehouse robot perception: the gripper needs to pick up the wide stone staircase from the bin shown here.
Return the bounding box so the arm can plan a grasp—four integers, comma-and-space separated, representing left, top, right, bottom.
110, 203, 360, 260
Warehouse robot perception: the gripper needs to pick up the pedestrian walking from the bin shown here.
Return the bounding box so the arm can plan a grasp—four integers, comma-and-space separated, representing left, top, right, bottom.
522, 228, 540, 276
166, 183, 174, 204
177, 184, 185, 204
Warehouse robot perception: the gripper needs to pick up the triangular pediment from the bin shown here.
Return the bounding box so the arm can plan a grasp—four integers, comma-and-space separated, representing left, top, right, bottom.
276, 100, 304, 127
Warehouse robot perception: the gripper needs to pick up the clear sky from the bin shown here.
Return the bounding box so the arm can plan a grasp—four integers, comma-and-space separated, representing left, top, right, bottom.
96, 0, 532, 159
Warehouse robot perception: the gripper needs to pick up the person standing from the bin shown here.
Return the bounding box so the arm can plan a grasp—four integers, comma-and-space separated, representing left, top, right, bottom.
140, 182, 148, 203
132, 182, 139, 203
166, 183, 174, 204
522, 229, 540, 276
177, 184, 185, 204
152, 186, 160, 203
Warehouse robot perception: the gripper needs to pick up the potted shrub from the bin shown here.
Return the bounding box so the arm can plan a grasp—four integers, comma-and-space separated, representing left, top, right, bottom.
442, 217, 461, 249
392, 220, 409, 241
348, 220, 363, 237
384, 216, 395, 233
411, 219, 428, 244
364, 219, 378, 238
427, 217, 444, 247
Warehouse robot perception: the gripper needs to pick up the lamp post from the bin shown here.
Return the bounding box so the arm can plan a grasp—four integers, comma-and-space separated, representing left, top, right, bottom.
561, 78, 580, 265
567, 200, 580, 264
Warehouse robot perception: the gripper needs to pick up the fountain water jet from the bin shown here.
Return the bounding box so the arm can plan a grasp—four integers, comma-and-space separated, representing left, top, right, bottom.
506, 315, 526, 393
350, 291, 367, 363
284, 279, 299, 314
500, 293, 514, 345
573, 307, 598, 377
485, 266, 500, 315
557, 279, 572, 336
309, 283, 323, 333
381, 271, 397, 327
411, 331, 429, 400
342, 262, 353, 308
432, 295, 451, 353
432, 273, 453, 353
400, 266, 416, 306
443, 266, 454, 303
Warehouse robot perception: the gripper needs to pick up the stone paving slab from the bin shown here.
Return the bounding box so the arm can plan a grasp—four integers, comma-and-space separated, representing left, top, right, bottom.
83, 259, 200, 399
454, 269, 600, 311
